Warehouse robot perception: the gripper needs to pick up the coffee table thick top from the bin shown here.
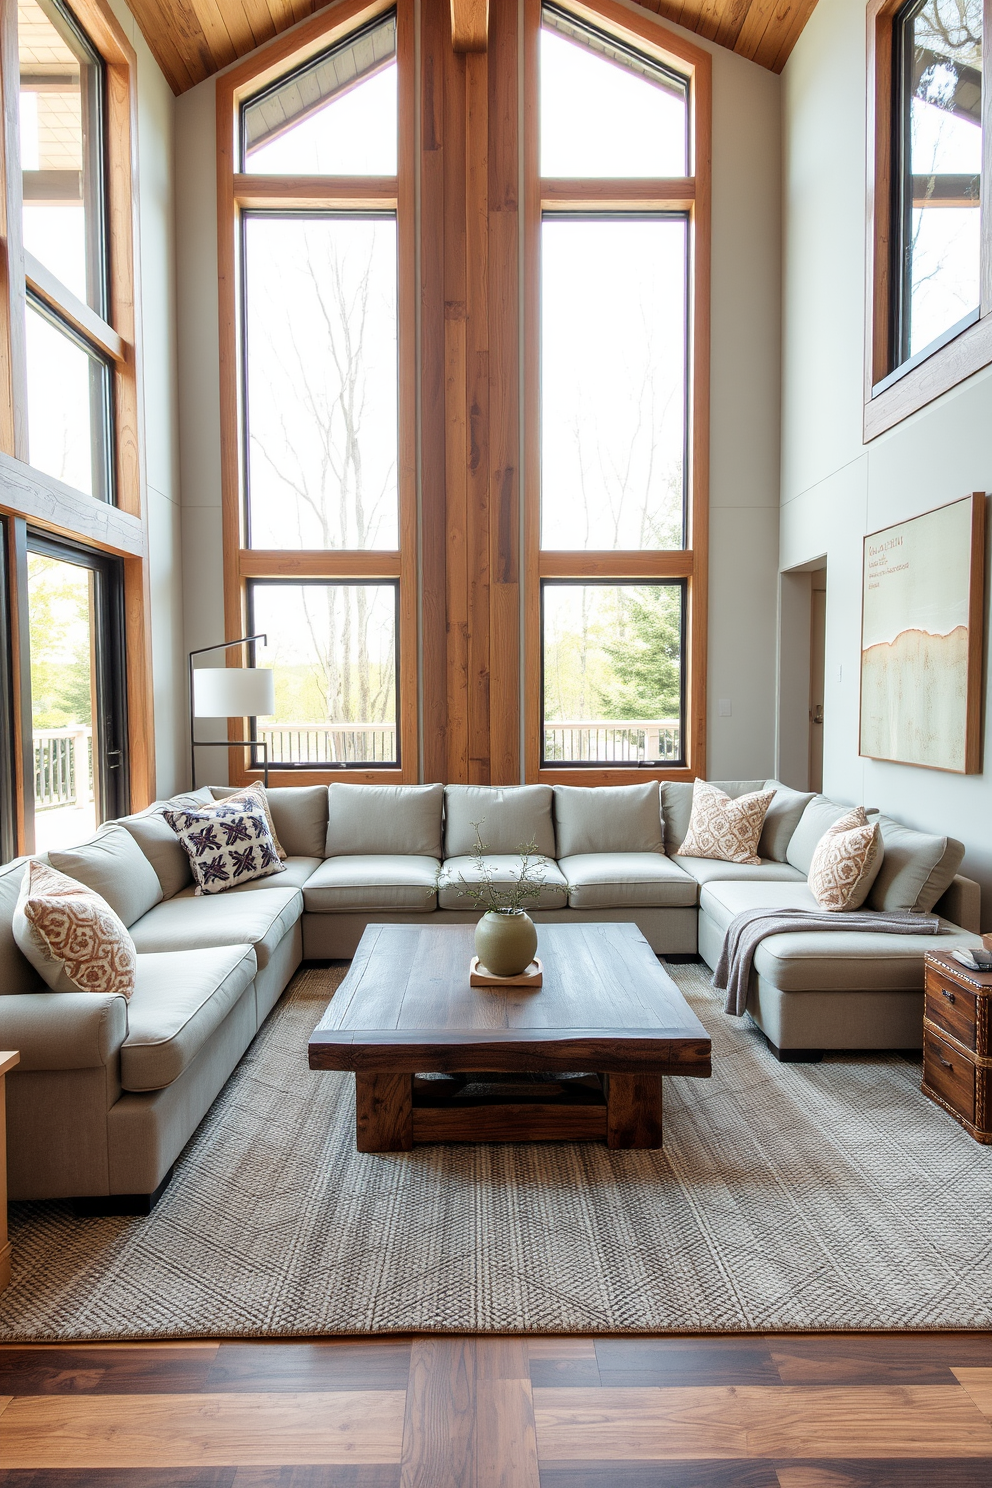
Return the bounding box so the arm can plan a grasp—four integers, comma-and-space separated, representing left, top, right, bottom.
309, 921, 711, 1075
309, 923, 710, 1150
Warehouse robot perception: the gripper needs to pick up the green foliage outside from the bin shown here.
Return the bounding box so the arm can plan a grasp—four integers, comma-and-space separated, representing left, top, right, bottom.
598, 585, 681, 721
27, 557, 93, 730
543, 584, 681, 725
271, 663, 395, 725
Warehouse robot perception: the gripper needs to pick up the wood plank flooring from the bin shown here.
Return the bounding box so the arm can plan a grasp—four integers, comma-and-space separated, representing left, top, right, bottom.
1, 1334, 992, 1483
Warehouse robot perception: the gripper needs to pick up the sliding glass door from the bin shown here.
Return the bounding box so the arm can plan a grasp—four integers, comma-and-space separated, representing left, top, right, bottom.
24, 534, 128, 853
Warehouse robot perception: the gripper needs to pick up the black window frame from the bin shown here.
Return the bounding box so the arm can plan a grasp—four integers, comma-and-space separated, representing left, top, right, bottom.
23, 530, 129, 844
246, 576, 402, 771
539, 576, 688, 770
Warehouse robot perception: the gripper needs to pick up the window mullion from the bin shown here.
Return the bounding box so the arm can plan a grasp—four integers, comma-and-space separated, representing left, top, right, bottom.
24, 251, 123, 364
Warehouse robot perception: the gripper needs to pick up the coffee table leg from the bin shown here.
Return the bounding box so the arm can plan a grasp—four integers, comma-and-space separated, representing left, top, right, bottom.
604, 1073, 663, 1149
355, 1073, 413, 1152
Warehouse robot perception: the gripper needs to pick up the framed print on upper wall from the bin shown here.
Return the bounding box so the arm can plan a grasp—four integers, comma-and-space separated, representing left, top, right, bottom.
860, 494, 986, 774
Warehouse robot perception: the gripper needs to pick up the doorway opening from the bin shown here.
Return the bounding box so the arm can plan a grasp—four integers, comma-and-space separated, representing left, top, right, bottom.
777, 558, 827, 791
808, 567, 826, 792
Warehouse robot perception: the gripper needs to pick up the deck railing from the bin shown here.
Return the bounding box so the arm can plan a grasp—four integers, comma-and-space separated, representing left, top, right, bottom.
255, 719, 681, 767
543, 719, 681, 764
34, 727, 93, 811
257, 722, 397, 765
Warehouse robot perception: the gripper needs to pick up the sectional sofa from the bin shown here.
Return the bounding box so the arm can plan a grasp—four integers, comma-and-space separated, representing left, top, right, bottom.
0, 779, 982, 1209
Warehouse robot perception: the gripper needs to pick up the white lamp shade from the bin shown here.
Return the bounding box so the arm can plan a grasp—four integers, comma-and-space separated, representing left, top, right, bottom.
193, 667, 275, 718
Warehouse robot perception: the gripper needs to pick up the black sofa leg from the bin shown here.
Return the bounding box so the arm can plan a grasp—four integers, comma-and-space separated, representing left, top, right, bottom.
768, 1041, 824, 1063
72, 1165, 175, 1218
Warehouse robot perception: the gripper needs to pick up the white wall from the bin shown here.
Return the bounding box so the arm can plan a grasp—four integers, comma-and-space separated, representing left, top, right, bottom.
780, 0, 992, 919
172, 5, 784, 785
108, 1, 184, 797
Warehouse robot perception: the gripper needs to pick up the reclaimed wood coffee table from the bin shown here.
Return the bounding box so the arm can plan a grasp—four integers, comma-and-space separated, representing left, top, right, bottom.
308, 921, 711, 1152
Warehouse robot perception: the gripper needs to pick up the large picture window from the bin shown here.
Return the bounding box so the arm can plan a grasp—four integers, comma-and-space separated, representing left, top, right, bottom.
0, 0, 153, 862
527, 3, 707, 778
218, 2, 414, 785
218, 0, 707, 789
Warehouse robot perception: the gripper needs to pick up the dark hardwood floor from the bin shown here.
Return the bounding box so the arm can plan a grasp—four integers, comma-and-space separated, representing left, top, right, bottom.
1, 1332, 992, 1483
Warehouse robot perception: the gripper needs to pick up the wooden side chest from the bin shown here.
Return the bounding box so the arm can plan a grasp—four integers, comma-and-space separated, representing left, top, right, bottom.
923, 952, 992, 1143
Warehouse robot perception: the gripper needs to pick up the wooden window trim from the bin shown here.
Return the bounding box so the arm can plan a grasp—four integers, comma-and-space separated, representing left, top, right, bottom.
0, 0, 155, 847
523, 0, 711, 786
216, 0, 418, 788
865, 0, 992, 441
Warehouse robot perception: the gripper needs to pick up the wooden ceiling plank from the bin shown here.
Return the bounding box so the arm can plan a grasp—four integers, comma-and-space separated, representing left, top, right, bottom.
450, 0, 488, 51
734, 0, 811, 70
126, 0, 206, 92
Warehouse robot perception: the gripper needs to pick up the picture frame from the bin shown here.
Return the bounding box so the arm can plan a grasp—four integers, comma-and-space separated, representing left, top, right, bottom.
860, 493, 986, 774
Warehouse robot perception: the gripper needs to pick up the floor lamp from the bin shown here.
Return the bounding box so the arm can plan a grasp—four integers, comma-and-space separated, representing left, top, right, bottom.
189, 636, 275, 789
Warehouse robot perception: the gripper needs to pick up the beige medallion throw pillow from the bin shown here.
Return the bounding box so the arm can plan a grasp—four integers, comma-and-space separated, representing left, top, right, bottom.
808, 806, 883, 912
679, 779, 776, 866
12, 859, 136, 998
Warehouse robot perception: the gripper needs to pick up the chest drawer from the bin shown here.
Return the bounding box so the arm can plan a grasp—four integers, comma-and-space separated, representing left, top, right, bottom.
923, 1030, 976, 1125
924, 973, 978, 1051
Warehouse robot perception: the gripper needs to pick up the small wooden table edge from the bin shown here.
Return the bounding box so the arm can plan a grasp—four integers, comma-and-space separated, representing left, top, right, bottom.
0, 1050, 20, 1292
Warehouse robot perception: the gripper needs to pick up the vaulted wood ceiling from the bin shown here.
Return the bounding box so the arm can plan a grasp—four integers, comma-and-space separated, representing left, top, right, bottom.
126, 0, 819, 94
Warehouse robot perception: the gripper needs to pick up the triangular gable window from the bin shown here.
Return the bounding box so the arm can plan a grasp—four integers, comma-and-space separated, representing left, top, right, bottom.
242, 11, 397, 175
540, 5, 687, 177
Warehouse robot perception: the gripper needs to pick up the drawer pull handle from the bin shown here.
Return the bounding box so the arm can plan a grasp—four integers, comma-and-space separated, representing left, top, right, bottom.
935, 1053, 953, 1070
941, 989, 956, 1004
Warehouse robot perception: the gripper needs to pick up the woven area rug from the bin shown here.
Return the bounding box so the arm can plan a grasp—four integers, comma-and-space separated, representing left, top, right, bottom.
3, 959, 992, 1340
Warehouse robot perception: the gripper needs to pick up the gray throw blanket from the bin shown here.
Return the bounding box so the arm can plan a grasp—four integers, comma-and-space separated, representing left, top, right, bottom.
713, 907, 941, 1016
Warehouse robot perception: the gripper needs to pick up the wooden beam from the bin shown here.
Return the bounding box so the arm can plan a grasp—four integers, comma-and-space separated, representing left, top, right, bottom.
233, 175, 398, 210
542, 178, 695, 210
239, 549, 402, 578
0, 452, 146, 557
450, 0, 488, 52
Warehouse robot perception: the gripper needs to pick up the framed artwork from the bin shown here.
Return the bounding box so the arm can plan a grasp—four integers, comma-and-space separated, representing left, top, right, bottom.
860, 493, 986, 774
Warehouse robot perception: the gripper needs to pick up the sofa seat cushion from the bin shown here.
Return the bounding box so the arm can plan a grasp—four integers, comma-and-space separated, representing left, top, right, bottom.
438, 854, 567, 910
559, 853, 697, 909
122, 943, 257, 1092
303, 855, 440, 912
129, 886, 302, 969
672, 856, 807, 886
699, 880, 979, 993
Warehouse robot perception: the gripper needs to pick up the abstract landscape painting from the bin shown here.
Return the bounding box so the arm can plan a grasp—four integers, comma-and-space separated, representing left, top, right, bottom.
860, 495, 984, 773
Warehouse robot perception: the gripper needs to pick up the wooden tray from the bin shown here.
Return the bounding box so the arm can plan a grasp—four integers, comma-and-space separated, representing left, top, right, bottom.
470, 956, 543, 988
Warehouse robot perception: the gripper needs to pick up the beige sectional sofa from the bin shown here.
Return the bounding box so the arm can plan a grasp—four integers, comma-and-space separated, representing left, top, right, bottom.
0, 779, 982, 1209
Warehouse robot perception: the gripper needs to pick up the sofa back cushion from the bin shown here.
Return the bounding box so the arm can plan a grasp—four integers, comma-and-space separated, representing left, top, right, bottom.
553, 782, 663, 858
759, 781, 816, 862
866, 816, 965, 913
661, 780, 764, 855
49, 823, 163, 927
785, 796, 854, 876
0, 861, 44, 994
444, 785, 555, 858
120, 807, 194, 899
211, 784, 329, 859
325, 783, 444, 858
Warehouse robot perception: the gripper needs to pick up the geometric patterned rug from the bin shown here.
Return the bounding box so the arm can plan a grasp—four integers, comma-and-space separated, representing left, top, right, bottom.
3, 959, 992, 1341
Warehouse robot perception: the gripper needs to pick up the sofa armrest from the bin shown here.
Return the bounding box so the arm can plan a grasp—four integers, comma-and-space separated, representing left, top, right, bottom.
0, 992, 128, 1072
933, 874, 981, 934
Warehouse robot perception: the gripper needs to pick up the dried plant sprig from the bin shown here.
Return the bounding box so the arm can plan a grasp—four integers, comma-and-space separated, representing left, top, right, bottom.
434, 820, 560, 913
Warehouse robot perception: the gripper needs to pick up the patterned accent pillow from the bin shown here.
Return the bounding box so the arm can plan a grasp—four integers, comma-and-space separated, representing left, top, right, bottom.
678, 779, 776, 866
203, 783, 287, 860
164, 804, 285, 895
808, 806, 883, 912
12, 859, 136, 998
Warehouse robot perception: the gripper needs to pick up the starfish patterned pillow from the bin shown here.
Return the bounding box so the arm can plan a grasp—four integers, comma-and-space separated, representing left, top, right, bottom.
163, 803, 285, 896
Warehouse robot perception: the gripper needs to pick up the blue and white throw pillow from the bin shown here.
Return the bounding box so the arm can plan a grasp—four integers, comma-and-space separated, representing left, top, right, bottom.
163, 803, 285, 896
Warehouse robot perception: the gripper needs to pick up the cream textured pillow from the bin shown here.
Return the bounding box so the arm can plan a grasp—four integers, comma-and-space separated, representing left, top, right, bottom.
678, 779, 775, 866
808, 807, 883, 911
12, 859, 136, 998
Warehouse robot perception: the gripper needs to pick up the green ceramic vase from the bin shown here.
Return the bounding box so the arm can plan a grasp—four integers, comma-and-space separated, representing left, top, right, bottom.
474, 909, 538, 978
